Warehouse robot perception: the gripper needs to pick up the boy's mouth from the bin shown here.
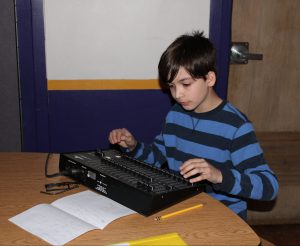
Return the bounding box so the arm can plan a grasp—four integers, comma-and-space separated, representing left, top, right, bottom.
179, 102, 190, 107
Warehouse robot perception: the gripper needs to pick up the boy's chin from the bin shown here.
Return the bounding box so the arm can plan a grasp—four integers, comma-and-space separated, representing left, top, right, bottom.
180, 104, 197, 112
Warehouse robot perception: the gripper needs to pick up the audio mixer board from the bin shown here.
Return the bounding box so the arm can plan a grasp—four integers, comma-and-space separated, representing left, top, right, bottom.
59, 149, 203, 216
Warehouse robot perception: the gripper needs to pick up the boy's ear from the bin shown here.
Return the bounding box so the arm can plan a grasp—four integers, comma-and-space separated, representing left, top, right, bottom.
206, 71, 216, 87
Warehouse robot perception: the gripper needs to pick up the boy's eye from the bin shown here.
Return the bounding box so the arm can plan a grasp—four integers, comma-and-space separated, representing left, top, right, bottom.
183, 83, 191, 87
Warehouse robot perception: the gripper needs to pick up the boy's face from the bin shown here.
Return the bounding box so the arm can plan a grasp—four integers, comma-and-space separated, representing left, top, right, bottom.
168, 67, 216, 113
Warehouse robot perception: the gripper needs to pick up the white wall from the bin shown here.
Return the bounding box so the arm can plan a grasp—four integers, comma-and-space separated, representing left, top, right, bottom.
44, 0, 210, 80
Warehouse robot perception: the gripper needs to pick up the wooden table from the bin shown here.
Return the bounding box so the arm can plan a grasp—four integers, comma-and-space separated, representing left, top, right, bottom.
0, 152, 260, 245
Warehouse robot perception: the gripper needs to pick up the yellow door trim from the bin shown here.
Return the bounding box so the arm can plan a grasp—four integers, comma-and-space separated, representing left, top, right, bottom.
47, 79, 166, 90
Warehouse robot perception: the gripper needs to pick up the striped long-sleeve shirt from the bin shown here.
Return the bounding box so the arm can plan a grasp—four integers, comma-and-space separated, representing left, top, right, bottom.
129, 101, 279, 219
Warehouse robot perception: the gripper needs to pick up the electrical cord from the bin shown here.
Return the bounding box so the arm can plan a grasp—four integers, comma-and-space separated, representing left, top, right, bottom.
45, 153, 81, 177
41, 153, 81, 195
45, 153, 63, 178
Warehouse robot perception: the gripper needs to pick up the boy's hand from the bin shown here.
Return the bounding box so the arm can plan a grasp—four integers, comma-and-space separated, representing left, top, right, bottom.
180, 158, 223, 184
108, 128, 137, 151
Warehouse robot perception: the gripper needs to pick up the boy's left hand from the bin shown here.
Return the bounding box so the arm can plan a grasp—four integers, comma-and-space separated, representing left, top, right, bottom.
180, 158, 223, 184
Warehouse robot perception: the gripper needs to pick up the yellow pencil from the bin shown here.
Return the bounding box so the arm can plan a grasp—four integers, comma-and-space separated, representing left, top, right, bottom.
154, 204, 203, 221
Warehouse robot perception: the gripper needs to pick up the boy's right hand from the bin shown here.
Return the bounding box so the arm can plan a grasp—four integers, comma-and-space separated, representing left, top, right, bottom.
108, 128, 137, 151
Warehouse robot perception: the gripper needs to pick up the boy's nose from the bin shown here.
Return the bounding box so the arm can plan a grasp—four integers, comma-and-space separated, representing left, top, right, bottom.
174, 87, 183, 100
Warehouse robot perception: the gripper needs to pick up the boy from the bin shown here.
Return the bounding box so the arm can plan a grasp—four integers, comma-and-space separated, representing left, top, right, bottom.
108, 31, 279, 220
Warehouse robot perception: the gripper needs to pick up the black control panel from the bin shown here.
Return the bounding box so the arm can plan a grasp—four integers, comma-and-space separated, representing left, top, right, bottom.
59, 149, 203, 216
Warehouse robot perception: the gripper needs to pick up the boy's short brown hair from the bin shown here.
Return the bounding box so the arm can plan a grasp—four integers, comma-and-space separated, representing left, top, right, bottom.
158, 31, 217, 84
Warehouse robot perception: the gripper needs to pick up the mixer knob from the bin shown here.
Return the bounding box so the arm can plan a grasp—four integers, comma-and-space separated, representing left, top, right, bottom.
147, 185, 154, 192
165, 185, 173, 190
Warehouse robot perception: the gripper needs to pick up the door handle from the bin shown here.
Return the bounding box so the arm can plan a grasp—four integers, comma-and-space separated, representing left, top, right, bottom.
230, 42, 263, 64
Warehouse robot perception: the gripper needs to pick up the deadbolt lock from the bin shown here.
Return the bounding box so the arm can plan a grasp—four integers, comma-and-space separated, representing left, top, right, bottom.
230, 42, 263, 64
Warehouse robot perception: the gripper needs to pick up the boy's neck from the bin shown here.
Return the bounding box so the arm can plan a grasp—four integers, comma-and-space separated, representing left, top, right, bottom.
194, 89, 223, 113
